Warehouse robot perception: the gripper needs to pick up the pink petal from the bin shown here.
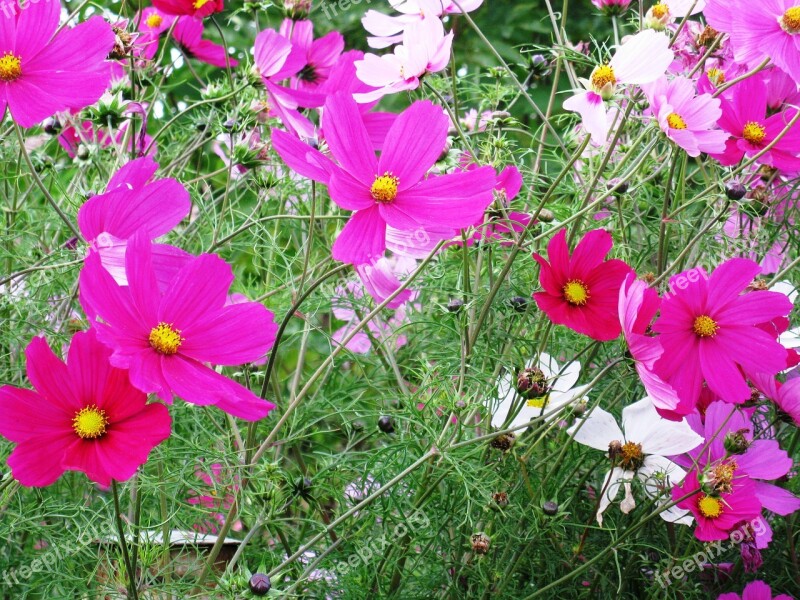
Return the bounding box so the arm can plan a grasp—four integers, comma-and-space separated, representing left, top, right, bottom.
159, 253, 233, 330
332, 206, 387, 265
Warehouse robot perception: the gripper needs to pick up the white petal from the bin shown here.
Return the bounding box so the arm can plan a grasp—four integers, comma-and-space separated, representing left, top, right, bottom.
620, 482, 636, 514
596, 467, 629, 526
622, 397, 703, 455
610, 30, 673, 85
569, 405, 624, 451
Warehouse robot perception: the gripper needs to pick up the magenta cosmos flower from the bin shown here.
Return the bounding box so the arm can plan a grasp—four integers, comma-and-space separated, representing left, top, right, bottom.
718, 580, 793, 600
272, 94, 496, 265
0, 0, 114, 128
173, 16, 238, 68
79, 232, 277, 421
153, 0, 223, 18
652, 259, 792, 412
642, 76, 728, 157
135, 9, 176, 60
563, 30, 673, 145
0, 330, 171, 487
591, 0, 631, 15
713, 74, 800, 173
533, 229, 633, 341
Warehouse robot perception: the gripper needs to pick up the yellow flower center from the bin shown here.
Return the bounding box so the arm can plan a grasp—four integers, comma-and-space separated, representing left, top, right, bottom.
370, 173, 400, 203
563, 280, 590, 306
526, 395, 550, 409
72, 405, 109, 440
651, 2, 669, 19
692, 315, 719, 338
194, 0, 213, 8
666, 112, 687, 130
706, 68, 725, 86
0, 52, 22, 82
145, 14, 164, 28
710, 461, 737, 494
698, 494, 723, 518
590, 64, 617, 92
780, 6, 800, 33
742, 121, 766, 144
149, 322, 183, 355
619, 441, 645, 470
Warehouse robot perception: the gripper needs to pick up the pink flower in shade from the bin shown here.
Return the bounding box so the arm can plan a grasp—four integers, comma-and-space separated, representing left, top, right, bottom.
79, 232, 277, 421
753, 372, 800, 426
0, 1, 114, 128
173, 17, 238, 68
672, 468, 762, 541
713, 74, 800, 173
563, 30, 673, 145
705, 0, 800, 84
533, 229, 634, 342
187, 462, 242, 534
271, 94, 496, 265
152, 0, 223, 18
362, 0, 483, 48
135, 9, 176, 60
278, 19, 344, 95
718, 580, 794, 600
332, 281, 411, 354
77, 157, 192, 290
356, 255, 419, 309
652, 259, 792, 413
0, 330, 171, 487
618, 274, 681, 412
676, 401, 800, 537
590, 0, 632, 15
642, 76, 728, 157
354, 17, 453, 102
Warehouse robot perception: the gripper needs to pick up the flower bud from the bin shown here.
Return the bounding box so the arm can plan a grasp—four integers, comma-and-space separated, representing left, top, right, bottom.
516, 367, 550, 399
542, 500, 559, 516
249, 573, 272, 596
447, 298, 464, 313
378, 416, 395, 434
509, 296, 529, 313
490, 432, 516, 452
723, 430, 751, 455
725, 181, 747, 200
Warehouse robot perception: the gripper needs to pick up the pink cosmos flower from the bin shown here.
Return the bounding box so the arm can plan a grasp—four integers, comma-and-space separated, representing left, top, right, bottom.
187, 461, 242, 534
79, 232, 277, 421
135, 9, 176, 60
0, 0, 114, 128
332, 281, 411, 354
673, 468, 762, 541
618, 274, 681, 412
590, 0, 631, 15
752, 372, 800, 426
173, 16, 238, 68
642, 76, 728, 157
644, 0, 706, 30
718, 580, 794, 600
354, 17, 453, 102
278, 19, 344, 95
78, 157, 192, 290
271, 94, 496, 265
533, 229, 633, 341
705, 0, 800, 84
152, 0, 223, 18
713, 74, 800, 173
563, 30, 673, 145
356, 255, 419, 309
0, 330, 171, 487
362, 0, 483, 48
652, 259, 792, 412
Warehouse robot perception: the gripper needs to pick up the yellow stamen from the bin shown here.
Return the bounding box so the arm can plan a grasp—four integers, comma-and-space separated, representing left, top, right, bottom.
666, 112, 687, 130
590, 64, 616, 93
619, 441, 645, 470
193, 0, 213, 8
742, 121, 766, 144
692, 315, 719, 338
72, 405, 109, 440
0, 52, 22, 82
706, 68, 725, 86
145, 14, 164, 28
780, 6, 800, 33
526, 395, 549, 409
563, 280, 590, 306
698, 494, 723, 518
370, 173, 400, 203
651, 2, 669, 19
149, 322, 183, 355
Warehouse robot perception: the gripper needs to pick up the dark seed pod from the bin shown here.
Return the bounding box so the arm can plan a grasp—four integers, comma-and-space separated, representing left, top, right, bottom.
725, 181, 747, 200
537, 209, 555, 222
249, 573, 271, 596
447, 298, 464, 313
378, 416, 395, 434
43, 118, 62, 136
490, 432, 516, 452
509, 296, 529, 313
543, 501, 559, 516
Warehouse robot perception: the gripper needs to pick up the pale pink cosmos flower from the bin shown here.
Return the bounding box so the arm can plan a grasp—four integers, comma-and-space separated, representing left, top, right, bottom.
362, 0, 483, 49
644, 0, 706, 30
642, 76, 728, 157
356, 255, 419, 309
591, 0, 632, 16
563, 30, 674, 145
354, 17, 453, 102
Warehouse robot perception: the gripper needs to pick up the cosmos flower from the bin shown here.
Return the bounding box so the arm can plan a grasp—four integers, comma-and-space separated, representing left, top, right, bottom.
135, 8, 176, 60
590, 0, 632, 16
278, 19, 344, 95
652, 259, 792, 412
642, 76, 728, 157
0, 0, 114, 127
79, 231, 277, 421
354, 17, 453, 102
0, 330, 171, 487
272, 94, 495, 265
644, 0, 706, 30
717, 580, 794, 600
569, 396, 702, 525
533, 228, 633, 341
491, 353, 590, 429
563, 30, 673, 145
152, 0, 223, 18
173, 16, 238, 68
77, 157, 192, 290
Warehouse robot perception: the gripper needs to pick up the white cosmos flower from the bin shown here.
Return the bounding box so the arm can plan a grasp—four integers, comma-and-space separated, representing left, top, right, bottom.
491, 353, 591, 429
568, 396, 702, 526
